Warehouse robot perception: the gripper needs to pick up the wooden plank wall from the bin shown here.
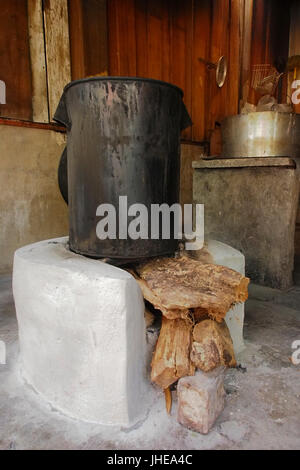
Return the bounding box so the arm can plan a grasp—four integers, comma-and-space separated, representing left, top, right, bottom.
0, 0, 32, 120
239, 0, 253, 109
248, 0, 291, 105
289, 0, 300, 257
68, 0, 109, 80
28, 0, 49, 122
0, 0, 73, 123
0, 0, 292, 129
108, 0, 242, 143
43, 0, 71, 120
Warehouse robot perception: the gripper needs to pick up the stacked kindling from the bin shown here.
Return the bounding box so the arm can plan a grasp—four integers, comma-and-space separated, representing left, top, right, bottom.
131, 254, 249, 390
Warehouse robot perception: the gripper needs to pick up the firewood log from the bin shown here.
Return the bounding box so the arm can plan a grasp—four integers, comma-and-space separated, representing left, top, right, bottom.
190, 319, 236, 372
133, 256, 249, 322
151, 317, 195, 389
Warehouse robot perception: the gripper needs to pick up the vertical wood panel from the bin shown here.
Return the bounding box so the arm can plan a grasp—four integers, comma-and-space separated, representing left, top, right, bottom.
120, 0, 137, 75
82, 0, 108, 76
183, 0, 193, 141
0, 0, 32, 120
207, 0, 230, 137
290, 3, 300, 256
248, 0, 269, 104
147, 2, 164, 80
108, 0, 121, 75
69, 0, 109, 80
289, 0, 300, 57
135, 0, 149, 77
43, 0, 71, 120
240, 0, 253, 108
227, 0, 241, 116
28, 0, 49, 122
250, 0, 269, 64
249, 0, 291, 105
108, 0, 136, 75
191, 0, 212, 142
170, 0, 193, 140
161, 1, 171, 83
68, 0, 86, 79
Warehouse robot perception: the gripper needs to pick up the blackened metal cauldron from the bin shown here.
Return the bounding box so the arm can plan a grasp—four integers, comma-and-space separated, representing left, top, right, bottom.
54, 77, 192, 258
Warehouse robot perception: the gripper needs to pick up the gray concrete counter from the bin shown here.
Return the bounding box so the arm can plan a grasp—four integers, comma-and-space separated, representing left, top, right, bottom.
193, 157, 300, 289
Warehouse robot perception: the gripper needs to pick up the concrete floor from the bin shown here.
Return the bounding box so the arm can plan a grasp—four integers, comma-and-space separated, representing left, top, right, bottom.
0, 273, 299, 450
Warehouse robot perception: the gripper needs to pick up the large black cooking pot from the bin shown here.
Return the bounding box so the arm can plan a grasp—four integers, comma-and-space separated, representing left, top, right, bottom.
54, 77, 192, 259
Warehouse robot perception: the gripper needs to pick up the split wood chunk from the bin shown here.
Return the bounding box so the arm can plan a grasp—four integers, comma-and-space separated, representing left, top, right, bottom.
190, 319, 236, 372
151, 317, 195, 389
134, 256, 249, 322
164, 387, 172, 414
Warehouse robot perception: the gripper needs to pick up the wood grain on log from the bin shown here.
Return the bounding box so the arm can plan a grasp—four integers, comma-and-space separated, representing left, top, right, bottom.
190, 319, 236, 372
134, 256, 249, 322
151, 317, 195, 389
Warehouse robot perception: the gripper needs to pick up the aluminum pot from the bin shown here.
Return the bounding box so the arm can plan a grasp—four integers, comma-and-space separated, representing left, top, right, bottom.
221, 111, 300, 158
54, 77, 192, 259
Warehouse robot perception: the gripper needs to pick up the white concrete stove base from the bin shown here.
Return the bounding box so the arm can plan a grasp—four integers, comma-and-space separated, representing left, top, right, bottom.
13, 237, 149, 427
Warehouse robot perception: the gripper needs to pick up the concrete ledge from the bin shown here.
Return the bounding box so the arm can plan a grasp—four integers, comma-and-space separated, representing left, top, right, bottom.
193, 157, 296, 169
193, 164, 299, 289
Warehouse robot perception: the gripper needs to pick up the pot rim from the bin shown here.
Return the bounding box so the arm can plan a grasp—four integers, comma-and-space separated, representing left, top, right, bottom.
221, 110, 300, 125
63, 76, 184, 96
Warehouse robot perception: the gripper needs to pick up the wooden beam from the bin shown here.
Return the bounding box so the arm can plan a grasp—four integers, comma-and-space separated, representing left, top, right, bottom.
27, 0, 49, 122
0, 117, 65, 132
43, 0, 71, 121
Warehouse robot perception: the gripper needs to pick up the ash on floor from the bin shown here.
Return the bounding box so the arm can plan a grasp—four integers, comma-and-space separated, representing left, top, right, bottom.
0, 274, 299, 450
